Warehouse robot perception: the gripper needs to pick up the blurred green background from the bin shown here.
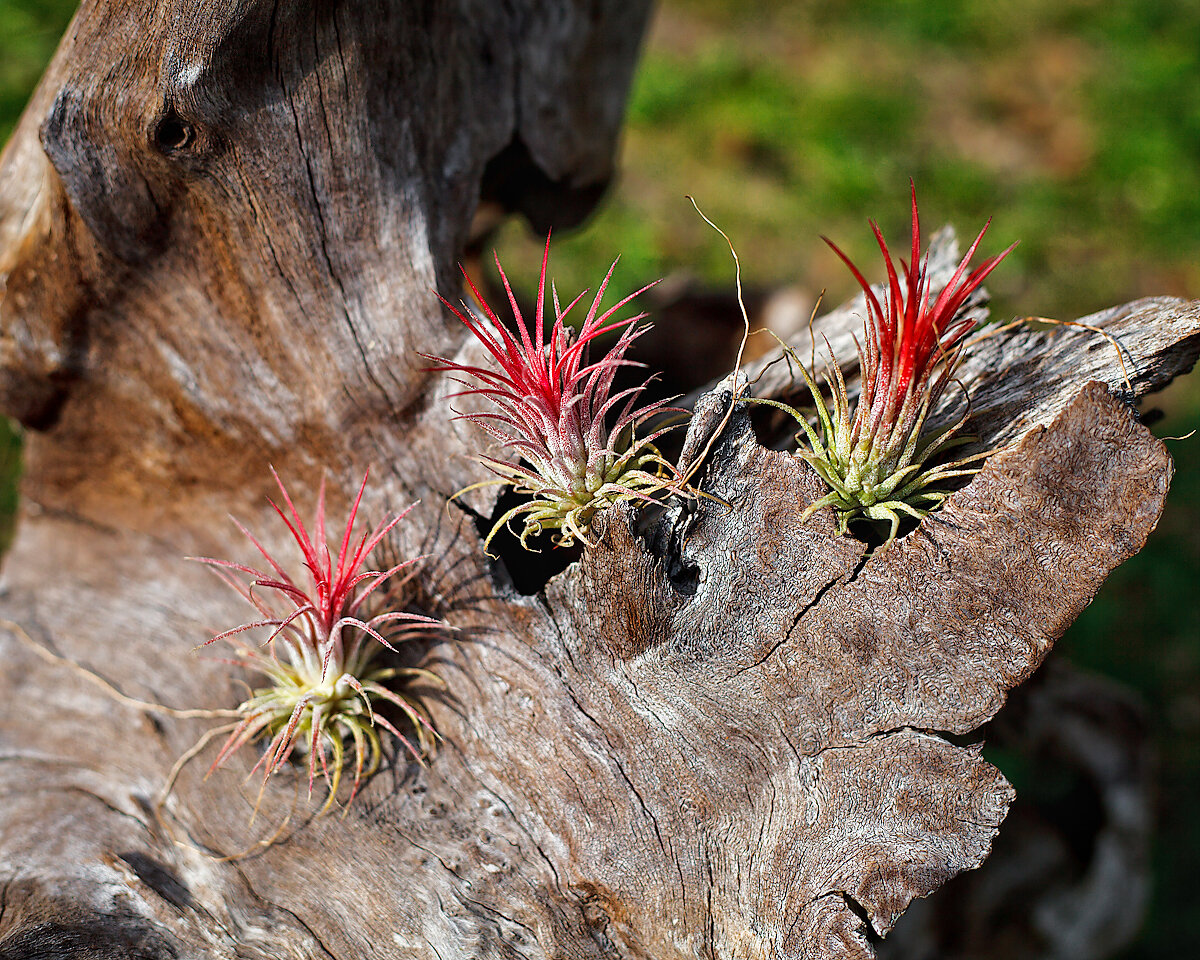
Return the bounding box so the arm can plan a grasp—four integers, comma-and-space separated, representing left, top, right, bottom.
1, 0, 1197, 954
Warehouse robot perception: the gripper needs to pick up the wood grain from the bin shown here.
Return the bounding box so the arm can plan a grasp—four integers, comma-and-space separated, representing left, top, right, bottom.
0, 2, 1197, 958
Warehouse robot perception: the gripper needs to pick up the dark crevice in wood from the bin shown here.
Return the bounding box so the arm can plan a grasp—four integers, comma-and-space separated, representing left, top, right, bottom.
478, 136, 609, 236
747, 396, 805, 452
151, 110, 194, 154
0, 913, 181, 960
637, 499, 701, 598
839, 890, 884, 945
474, 482, 582, 596
116, 853, 193, 912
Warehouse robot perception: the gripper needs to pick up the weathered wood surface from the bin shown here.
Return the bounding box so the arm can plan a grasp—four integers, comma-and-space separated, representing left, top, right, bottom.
1, 2, 1198, 958
881, 660, 1153, 960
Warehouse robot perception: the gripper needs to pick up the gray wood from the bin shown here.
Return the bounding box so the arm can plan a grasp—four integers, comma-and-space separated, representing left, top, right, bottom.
0, 2, 1197, 958
881, 660, 1154, 960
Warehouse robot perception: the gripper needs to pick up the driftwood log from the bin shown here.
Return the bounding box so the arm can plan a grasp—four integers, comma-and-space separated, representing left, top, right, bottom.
1, 2, 1198, 958
881, 659, 1154, 960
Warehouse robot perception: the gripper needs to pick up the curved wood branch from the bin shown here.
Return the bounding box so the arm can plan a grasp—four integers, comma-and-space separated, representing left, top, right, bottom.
1, 2, 1198, 959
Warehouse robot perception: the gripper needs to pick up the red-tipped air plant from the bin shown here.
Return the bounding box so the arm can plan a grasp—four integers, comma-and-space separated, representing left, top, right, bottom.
767, 184, 1015, 543
424, 237, 682, 551
192, 469, 442, 809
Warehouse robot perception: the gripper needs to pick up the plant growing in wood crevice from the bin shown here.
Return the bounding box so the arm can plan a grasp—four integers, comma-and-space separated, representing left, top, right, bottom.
761, 184, 1015, 543
191, 469, 442, 810
424, 237, 684, 552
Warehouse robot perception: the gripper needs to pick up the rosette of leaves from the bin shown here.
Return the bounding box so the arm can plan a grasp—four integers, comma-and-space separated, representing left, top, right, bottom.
192, 470, 441, 808
766, 185, 1015, 543
425, 239, 681, 551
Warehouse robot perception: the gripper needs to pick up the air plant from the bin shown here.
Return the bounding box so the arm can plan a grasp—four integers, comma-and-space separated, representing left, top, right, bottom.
192, 469, 441, 809
767, 184, 1015, 543
424, 237, 681, 551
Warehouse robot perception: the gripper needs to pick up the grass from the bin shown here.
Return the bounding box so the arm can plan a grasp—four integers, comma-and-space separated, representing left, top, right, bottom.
0, 0, 74, 143
2, 1, 1198, 953
495, 0, 1200, 334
